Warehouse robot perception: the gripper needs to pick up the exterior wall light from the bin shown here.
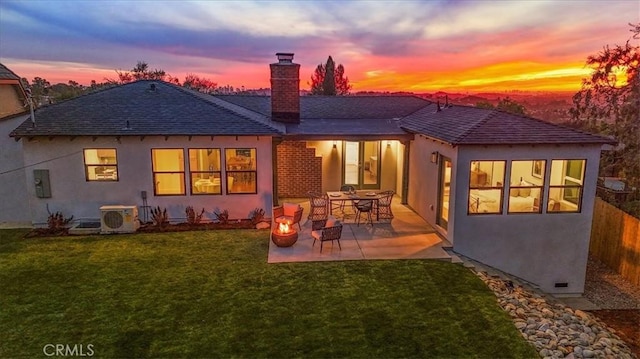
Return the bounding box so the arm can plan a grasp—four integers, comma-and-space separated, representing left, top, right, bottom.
431, 151, 439, 163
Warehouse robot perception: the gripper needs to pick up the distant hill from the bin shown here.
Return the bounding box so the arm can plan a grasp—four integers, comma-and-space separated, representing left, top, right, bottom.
415, 91, 576, 124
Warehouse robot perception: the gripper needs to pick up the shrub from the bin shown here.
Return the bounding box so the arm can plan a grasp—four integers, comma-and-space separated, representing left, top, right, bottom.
214, 209, 229, 224
185, 206, 205, 225
47, 212, 74, 234
150, 206, 169, 227
250, 208, 265, 225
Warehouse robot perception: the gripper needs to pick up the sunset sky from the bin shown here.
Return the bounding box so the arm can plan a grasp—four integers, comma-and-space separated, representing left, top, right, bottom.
1, 0, 638, 93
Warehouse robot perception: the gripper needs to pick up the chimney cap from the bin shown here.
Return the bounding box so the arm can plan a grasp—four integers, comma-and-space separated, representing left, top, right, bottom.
275, 52, 295, 63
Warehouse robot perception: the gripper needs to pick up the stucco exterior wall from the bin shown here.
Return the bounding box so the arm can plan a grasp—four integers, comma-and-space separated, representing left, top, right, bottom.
406, 135, 459, 240
0, 114, 31, 226
310, 140, 400, 193
453, 144, 603, 295
396, 142, 405, 195
380, 140, 398, 192
0, 85, 26, 118
407, 137, 603, 294
307, 140, 340, 193
20, 135, 273, 225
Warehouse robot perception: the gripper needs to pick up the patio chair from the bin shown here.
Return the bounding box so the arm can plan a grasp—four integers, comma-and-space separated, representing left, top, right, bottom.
331, 185, 355, 215
307, 191, 329, 222
273, 202, 304, 230
376, 190, 395, 221
354, 199, 374, 227
311, 216, 343, 252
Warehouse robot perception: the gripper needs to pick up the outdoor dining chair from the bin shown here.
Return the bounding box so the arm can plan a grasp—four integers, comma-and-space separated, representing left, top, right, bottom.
354, 199, 374, 227
376, 190, 395, 221
331, 185, 355, 215
307, 191, 329, 222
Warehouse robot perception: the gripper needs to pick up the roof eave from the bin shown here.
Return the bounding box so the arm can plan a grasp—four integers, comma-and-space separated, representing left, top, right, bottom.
455, 140, 617, 146
283, 133, 414, 141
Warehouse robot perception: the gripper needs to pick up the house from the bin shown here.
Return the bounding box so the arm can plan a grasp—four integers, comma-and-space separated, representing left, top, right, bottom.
6, 53, 615, 295
0, 63, 31, 226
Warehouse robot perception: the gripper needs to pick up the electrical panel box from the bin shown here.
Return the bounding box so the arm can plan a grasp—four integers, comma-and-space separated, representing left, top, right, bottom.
34, 169, 52, 198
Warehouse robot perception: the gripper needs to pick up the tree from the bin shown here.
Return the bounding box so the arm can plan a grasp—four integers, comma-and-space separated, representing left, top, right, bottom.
309, 64, 325, 94
309, 56, 351, 95
335, 64, 350, 95
475, 100, 495, 110
570, 23, 640, 188
183, 74, 218, 93
322, 56, 336, 96
109, 61, 168, 84
49, 80, 85, 102
496, 97, 527, 115
475, 97, 527, 115
24, 77, 52, 107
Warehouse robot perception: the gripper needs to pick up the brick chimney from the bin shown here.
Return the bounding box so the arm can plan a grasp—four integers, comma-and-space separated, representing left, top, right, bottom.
270, 52, 300, 123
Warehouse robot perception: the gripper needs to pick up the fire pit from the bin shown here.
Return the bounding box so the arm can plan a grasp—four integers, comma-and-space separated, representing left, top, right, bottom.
272, 222, 298, 247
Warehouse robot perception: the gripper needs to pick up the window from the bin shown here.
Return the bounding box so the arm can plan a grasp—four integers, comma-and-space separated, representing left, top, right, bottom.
84, 149, 118, 181
189, 148, 222, 195
225, 148, 257, 194
152, 149, 185, 195
508, 160, 545, 213
549, 159, 585, 212
468, 160, 505, 214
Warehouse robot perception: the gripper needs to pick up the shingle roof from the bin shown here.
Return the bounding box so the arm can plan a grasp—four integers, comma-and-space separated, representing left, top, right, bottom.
0, 63, 21, 81
9, 79, 614, 146
217, 94, 429, 119
216, 94, 428, 137
400, 103, 615, 145
285, 118, 408, 138
10, 80, 283, 137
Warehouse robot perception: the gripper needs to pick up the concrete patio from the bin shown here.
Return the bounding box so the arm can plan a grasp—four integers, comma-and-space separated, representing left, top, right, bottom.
268, 197, 453, 263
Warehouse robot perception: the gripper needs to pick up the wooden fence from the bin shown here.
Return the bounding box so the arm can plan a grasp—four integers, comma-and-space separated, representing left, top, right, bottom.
589, 197, 640, 286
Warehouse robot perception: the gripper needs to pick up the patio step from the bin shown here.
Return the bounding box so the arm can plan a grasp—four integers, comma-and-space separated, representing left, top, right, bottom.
443, 248, 463, 264
449, 253, 463, 264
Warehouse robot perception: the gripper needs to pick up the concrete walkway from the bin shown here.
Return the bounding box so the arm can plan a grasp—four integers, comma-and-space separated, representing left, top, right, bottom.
268, 198, 452, 263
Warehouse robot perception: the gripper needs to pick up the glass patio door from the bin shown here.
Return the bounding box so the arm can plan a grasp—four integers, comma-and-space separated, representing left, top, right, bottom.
436, 156, 452, 230
343, 141, 380, 190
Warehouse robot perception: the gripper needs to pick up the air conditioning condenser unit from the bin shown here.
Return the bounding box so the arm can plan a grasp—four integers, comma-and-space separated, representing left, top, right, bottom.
100, 205, 140, 234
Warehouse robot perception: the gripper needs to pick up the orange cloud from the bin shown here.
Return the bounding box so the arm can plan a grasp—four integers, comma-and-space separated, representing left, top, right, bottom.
350, 60, 591, 92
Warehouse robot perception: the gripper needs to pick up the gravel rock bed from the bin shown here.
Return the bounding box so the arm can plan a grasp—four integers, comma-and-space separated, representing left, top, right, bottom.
475, 271, 636, 359
584, 257, 640, 309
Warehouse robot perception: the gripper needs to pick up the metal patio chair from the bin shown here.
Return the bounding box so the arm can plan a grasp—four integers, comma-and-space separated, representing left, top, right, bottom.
376, 190, 395, 221
331, 185, 355, 215
311, 216, 343, 252
307, 191, 329, 223
355, 199, 374, 227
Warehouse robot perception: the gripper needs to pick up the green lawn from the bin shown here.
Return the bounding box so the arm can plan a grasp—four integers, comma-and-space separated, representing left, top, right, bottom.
0, 229, 536, 358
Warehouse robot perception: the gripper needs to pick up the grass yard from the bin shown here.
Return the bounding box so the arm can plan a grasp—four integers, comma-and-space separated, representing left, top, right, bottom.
0, 229, 536, 358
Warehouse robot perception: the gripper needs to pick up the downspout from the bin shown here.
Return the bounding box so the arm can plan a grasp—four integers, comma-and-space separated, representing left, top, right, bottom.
401, 140, 410, 204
